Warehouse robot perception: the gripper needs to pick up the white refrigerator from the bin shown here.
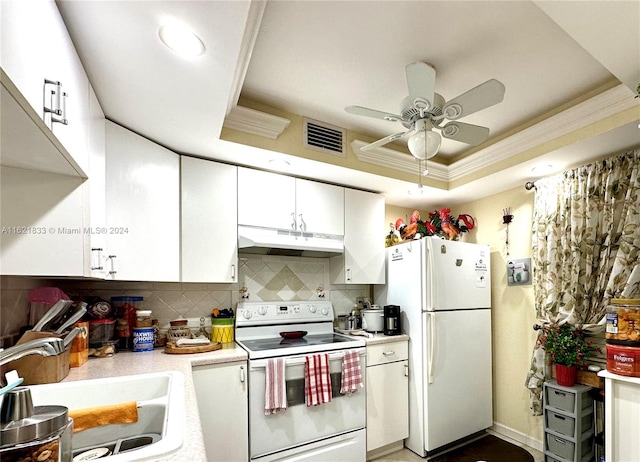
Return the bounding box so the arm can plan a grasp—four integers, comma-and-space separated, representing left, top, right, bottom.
384, 236, 492, 457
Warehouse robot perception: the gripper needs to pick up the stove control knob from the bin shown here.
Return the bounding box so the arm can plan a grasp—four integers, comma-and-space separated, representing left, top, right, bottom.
258, 306, 268, 316
242, 310, 252, 319
321, 307, 329, 316
308, 305, 317, 313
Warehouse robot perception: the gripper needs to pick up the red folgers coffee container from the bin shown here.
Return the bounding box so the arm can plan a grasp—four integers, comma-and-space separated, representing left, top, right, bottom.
606, 344, 640, 377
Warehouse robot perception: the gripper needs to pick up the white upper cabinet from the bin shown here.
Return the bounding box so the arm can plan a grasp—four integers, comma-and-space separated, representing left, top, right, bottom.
1, 0, 90, 175
237, 168, 296, 230
295, 179, 344, 235
105, 121, 180, 282
83, 85, 108, 278
181, 157, 238, 283
237, 168, 344, 235
331, 188, 385, 284
0, 166, 85, 277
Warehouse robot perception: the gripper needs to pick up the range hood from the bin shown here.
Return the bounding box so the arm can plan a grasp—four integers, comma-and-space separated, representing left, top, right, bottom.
238, 225, 344, 257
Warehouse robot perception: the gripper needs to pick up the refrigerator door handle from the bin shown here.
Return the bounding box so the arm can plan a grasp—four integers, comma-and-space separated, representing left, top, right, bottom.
428, 311, 436, 384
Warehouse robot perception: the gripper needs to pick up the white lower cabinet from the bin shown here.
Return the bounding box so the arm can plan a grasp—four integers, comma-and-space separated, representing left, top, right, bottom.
192, 361, 248, 462
600, 371, 640, 462
366, 341, 409, 453
105, 121, 179, 281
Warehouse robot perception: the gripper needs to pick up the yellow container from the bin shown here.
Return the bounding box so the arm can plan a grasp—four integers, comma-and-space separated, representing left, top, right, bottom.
211, 318, 234, 343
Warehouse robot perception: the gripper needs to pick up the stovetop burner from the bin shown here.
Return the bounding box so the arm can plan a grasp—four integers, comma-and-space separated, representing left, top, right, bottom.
235, 301, 365, 359
239, 333, 356, 352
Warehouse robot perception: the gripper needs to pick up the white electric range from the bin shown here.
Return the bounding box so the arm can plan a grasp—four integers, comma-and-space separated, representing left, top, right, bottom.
235, 300, 367, 462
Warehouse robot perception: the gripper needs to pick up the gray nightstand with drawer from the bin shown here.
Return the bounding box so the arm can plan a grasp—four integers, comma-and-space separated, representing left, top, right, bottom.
543, 380, 594, 462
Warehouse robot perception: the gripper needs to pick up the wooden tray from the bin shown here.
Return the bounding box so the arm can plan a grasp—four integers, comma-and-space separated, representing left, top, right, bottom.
164, 341, 222, 354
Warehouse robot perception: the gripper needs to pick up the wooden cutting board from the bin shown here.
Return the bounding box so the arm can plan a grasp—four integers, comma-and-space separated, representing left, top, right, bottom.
164, 341, 222, 354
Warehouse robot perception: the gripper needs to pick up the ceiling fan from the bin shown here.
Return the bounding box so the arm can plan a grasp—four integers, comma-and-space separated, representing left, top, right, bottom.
345, 62, 505, 160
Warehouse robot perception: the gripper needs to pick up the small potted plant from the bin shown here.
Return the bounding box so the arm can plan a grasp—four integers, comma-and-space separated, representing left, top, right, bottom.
537, 323, 600, 387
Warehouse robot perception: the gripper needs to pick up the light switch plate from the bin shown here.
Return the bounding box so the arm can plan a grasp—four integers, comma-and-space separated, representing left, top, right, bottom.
507, 258, 532, 286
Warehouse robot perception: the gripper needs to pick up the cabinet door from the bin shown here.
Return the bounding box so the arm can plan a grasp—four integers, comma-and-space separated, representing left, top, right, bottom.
237, 168, 295, 229
105, 121, 179, 281
181, 157, 237, 283
295, 179, 344, 235
83, 85, 107, 278
1, 0, 90, 174
366, 360, 409, 451
0, 166, 84, 276
331, 189, 385, 284
192, 362, 248, 462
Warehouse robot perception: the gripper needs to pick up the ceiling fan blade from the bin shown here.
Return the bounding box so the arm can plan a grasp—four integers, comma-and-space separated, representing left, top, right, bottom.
360, 130, 413, 151
345, 105, 403, 122
440, 121, 490, 145
441, 79, 505, 120
405, 62, 436, 113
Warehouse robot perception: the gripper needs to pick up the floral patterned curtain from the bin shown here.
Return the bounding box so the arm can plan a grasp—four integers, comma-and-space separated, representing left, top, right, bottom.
525, 149, 640, 415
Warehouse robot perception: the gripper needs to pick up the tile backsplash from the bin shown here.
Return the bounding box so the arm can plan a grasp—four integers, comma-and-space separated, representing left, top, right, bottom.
1, 254, 370, 343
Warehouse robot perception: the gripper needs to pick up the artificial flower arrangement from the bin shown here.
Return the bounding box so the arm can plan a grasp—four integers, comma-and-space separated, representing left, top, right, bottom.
395, 208, 476, 241
537, 323, 600, 368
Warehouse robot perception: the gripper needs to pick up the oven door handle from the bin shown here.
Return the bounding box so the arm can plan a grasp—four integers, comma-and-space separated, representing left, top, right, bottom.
250, 349, 366, 369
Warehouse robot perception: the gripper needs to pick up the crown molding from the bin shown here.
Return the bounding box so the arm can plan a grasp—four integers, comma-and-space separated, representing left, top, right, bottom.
448, 84, 639, 180
225, 1, 267, 114
351, 140, 448, 181
223, 105, 291, 139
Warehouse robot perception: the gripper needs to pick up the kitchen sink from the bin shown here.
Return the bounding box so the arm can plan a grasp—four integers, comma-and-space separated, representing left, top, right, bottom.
27, 371, 184, 461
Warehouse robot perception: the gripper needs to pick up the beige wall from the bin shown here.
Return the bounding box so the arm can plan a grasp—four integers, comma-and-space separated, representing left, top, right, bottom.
458, 186, 542, 445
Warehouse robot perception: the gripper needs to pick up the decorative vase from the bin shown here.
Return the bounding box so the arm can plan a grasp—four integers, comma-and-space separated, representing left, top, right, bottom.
555, 364, 577, 387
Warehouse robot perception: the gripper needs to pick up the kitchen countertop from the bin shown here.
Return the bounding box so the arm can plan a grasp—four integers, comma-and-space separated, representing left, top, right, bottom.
364, 332, 410, 345
336, 330, 410, 345
63, 343, 248, 462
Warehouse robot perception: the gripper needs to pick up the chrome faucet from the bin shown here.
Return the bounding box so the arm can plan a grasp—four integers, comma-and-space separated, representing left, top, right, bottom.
0, 337, 65, 368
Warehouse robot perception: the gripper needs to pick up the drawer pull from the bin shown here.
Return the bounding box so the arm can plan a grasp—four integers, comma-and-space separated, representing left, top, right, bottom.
553, 414, 566, 421
553, 390, 567, 397
553, 437, 567, 445
382, 351, 395, 356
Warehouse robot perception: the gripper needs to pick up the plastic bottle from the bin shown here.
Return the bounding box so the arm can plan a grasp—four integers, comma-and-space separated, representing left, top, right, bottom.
385, 223, 400, 247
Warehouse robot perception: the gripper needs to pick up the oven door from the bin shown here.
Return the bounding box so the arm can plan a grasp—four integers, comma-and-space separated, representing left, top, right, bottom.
249, 348, 366, 460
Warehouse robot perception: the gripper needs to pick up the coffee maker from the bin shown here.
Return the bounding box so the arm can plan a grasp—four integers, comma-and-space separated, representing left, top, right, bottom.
383, 305, 401, 336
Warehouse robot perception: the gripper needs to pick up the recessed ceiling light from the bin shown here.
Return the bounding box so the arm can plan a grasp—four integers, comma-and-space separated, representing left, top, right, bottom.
531, 164, 554, 175
158, 23, 205, 58
268, 159, 290, 170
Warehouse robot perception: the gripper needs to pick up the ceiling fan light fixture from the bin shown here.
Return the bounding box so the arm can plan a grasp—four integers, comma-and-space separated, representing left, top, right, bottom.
407, 127, 441, 160
158, 22, 205, 58
407, 184, 424, 196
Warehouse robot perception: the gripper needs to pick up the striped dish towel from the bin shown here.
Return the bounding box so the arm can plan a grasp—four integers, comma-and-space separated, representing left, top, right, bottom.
305, 354, 332, 406
340, 350, 363, 395
265, 358, 287, 415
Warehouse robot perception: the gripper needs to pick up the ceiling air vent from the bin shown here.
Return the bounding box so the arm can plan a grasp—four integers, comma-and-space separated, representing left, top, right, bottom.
303, 118, 346, 157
